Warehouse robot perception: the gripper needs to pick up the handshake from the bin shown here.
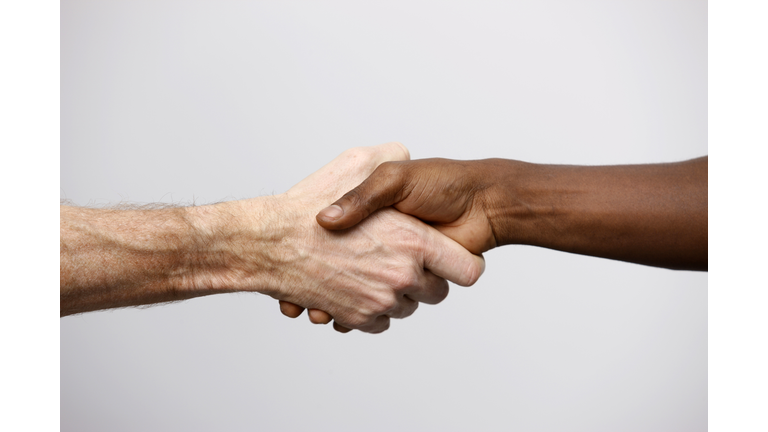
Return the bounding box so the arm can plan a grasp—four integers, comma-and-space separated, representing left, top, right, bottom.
270, 142, 490, 334
60, 142, 708, 331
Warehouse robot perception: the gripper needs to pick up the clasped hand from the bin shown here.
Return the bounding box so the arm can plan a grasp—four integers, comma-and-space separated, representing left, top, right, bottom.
264, 143, 485, 333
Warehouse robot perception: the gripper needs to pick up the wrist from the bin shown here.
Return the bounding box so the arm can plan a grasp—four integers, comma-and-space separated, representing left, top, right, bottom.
479, 158, 549, 247
485, 160, 598, 249
180, 195, 290, 297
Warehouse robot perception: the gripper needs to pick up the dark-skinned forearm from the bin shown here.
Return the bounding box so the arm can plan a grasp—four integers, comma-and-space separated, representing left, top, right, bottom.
488, 157, 708, 270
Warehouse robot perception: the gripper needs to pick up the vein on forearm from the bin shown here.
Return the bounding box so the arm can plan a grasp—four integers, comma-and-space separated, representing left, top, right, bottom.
60, 205, 200, 315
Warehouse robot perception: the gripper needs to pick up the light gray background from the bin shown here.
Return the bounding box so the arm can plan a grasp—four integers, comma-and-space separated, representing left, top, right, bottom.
61, 1, 707, 431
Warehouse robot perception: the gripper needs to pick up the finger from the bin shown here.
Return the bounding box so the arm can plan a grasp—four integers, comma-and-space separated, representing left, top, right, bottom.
317, 162, 411, 230
401, 270, 450, 305
386, 295, 419, 319
279, 301, 305, 318
333, 321, 353, 333
422, 226, 486, 287
433, 222, 495, 256
308, 309, 333, 324
333, 314, 390, 334
367, 141, 411, 165
356, 315, 391, 334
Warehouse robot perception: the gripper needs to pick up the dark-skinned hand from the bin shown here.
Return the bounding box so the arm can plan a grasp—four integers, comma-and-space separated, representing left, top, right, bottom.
279, 158, 504, 331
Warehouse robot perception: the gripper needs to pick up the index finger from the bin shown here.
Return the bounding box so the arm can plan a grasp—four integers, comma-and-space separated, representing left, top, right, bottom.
421, 225, 486, 287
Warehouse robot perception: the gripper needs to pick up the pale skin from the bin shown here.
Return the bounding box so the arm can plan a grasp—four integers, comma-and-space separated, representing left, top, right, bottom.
60, 143, 485, 333
283, 155, 708, 328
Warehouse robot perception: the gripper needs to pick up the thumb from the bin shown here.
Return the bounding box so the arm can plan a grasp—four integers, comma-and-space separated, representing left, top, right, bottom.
316, 163, 408, 230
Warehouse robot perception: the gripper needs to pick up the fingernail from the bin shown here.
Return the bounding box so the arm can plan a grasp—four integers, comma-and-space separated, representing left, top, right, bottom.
320, 205, 344, 221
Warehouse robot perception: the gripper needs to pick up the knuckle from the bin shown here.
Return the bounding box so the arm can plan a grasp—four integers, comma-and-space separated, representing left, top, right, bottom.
374, 142, 409, 162
389, 141, 410, 160
406, 300, 419, 317
334, 322, 352, 333
342, 313, 370, 329
414, 279, 449, 305
461, 259, 483, 287
388, 268, 419, 291
366, 319, 391, 334
371, 292, 398, 315
432, 281, 450, 304
391, 300, 418, 319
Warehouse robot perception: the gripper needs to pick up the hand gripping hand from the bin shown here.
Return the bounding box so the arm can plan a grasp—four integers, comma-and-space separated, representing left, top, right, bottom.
273, 145, 485, 333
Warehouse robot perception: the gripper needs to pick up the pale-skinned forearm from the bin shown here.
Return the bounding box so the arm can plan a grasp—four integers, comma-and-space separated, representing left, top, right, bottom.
59, 200, 276, 316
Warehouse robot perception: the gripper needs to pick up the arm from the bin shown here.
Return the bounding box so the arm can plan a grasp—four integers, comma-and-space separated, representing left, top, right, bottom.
60, 204, 243, 316
60, 200, 288, 316
316, 156, 708, 271
60, 143, 485, 333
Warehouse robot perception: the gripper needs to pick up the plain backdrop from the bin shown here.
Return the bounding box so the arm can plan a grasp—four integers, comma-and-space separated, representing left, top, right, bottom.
60, 1, 707, 431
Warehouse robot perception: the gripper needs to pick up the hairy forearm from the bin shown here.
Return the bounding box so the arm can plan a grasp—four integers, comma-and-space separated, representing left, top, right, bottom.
60, 199, 278, 316
490, 157, 708, 270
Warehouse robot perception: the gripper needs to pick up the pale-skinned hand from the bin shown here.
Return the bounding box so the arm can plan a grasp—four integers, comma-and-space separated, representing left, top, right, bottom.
267, 144, 485, 333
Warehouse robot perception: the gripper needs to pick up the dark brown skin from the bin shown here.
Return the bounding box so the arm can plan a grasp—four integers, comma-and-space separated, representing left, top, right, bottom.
281, 156, 708, 329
